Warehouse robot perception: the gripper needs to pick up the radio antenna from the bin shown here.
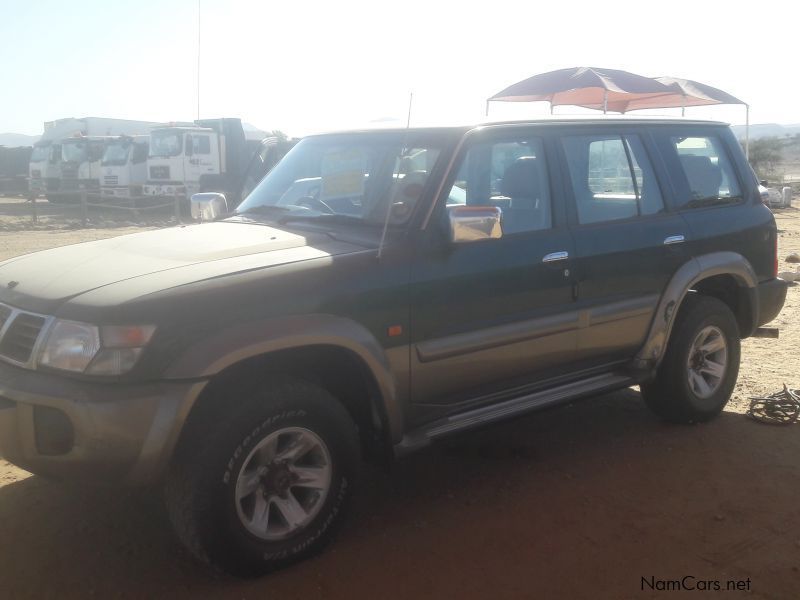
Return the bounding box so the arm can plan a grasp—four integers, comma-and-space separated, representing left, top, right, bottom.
377, 91, 413, 260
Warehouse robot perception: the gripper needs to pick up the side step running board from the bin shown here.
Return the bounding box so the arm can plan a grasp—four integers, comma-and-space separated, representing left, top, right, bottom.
395, 373, 633, 457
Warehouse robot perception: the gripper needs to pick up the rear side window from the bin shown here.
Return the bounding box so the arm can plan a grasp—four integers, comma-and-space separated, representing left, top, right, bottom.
671, 136, 741, 208
562, 134, 664, 224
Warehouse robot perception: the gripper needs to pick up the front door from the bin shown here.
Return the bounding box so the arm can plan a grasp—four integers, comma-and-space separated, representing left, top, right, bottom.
409, 129, 578, 418
184, 133, 218, 190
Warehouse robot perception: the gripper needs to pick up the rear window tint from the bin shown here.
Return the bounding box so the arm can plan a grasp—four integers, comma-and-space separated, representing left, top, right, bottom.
671, 136, 741, 208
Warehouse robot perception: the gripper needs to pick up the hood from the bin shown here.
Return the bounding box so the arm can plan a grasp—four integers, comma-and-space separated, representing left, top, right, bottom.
0, 222, 368, 313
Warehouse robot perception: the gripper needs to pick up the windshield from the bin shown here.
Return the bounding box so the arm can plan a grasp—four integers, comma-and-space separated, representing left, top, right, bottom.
102, 142, 131, 166
236, 134, 443, 226
30, 145, 50, 162
149, 130, 183, 157
61, 141, 87, 163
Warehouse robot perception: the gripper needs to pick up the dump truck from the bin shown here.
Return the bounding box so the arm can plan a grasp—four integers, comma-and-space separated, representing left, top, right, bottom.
143, 118, 267, 207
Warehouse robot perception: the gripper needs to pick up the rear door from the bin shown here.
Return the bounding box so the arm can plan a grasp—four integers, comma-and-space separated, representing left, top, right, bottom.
557, 126, 689, 364
409, 127, 578, 414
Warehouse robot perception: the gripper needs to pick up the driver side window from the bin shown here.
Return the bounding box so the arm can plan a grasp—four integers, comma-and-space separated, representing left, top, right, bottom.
447, 137, 552, 234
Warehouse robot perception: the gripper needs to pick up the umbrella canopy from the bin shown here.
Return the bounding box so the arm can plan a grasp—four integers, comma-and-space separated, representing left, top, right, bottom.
488, 66, 679, 113
619, 77, 746, 112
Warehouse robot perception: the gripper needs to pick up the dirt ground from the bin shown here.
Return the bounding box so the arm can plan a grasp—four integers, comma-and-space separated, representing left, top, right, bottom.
1, 197, 799, 599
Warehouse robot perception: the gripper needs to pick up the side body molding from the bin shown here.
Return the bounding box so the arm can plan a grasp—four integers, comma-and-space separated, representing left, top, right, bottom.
633, 251, 758, 370
163, 314, 403, 442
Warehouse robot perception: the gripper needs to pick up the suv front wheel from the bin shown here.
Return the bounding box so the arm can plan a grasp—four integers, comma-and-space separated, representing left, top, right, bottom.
641, 294, 740, 423
165, 377, 360, 577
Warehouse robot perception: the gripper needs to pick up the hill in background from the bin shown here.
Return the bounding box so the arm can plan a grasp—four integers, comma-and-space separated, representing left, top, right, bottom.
0, 132, 40, 147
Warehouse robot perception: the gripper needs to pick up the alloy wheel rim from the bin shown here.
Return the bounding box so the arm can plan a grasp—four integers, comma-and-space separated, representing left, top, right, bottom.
235, 427, 332, 541
686, 325, 728, 400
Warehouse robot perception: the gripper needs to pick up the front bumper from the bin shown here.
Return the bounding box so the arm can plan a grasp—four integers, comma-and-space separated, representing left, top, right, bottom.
756, 277, 788, 327
0, 361, 207, 485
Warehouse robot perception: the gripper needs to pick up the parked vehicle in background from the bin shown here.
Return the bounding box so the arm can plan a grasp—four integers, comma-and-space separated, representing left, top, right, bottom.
99, 135, 150, 199
143, 118, 255, 203
28, 117, 86, 198
0, 117, 786, 577
0, 146, 32, 196
45, 118, 159, 203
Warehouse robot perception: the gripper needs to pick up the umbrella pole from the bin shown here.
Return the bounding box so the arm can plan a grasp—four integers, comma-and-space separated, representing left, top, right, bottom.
603, 90, 608, 114
485, 99, 490, 117
745, 104, 750, 161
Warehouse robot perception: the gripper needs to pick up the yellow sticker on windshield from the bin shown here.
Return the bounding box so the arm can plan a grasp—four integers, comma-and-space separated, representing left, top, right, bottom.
321, 149, 366, 200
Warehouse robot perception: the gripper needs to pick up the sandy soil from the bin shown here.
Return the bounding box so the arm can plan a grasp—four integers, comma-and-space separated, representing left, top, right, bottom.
1, 198, 799, 599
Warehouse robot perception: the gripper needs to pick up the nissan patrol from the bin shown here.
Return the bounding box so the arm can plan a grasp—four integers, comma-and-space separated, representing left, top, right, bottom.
0, 118, 786, 575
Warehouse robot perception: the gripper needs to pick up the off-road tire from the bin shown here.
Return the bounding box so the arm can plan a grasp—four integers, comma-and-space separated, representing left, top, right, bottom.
165, 377, 359, 577
641, 294, 740, 423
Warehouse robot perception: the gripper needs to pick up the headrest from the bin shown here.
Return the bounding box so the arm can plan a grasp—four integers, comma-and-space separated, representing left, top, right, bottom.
501, 156, 541, 199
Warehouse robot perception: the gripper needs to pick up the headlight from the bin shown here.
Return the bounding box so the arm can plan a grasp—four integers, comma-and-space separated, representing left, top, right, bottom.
39, 320, 155, 375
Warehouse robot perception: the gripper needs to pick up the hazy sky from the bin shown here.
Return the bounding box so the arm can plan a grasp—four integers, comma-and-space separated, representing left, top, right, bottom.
1, 0, 797, 136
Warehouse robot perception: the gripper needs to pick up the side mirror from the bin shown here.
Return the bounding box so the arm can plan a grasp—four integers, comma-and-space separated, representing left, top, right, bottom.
448, 205, 503, 243
760, 180, 768, 187
191, 192, 228, 221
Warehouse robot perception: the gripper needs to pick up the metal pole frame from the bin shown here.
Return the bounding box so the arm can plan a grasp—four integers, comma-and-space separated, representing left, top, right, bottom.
745, 104, 750, 161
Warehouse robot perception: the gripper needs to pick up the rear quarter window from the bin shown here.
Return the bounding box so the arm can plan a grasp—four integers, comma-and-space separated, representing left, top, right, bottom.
671, 135, 742, 209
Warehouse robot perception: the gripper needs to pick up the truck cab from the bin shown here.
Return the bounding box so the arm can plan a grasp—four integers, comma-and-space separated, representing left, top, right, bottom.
28, 141, 62, 198
56, 136, 108, 198
99, 135, 150, 199
143, 126, 222, 200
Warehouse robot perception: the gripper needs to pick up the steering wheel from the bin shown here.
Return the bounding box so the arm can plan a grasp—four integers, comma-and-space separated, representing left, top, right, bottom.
297, 196, 335, 214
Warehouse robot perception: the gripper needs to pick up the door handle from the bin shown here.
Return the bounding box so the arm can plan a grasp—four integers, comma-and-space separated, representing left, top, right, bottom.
542, 251, 569, 263
663, 235, 685, 245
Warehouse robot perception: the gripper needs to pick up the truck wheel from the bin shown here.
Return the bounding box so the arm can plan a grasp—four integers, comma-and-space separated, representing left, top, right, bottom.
641, 294, 740, 423
165, 378, 359, 577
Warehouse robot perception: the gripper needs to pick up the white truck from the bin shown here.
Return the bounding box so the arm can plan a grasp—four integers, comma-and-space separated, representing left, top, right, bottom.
28, 117, 88, 198
98, 135, 150, 199
143, 118, 265, 207
51, 118, 159, 202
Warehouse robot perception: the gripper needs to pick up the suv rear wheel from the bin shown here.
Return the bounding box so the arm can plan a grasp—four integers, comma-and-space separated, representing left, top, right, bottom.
165, 377, 359, 577
641, 294, 740, 423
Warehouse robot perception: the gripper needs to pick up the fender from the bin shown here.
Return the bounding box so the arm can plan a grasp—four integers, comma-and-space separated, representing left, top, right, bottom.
162, 313, 404, 443
633, 251, 758, 370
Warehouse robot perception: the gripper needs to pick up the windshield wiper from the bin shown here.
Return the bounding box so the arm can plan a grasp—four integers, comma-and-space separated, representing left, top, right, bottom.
235, 205, 295, 216
277, 213, 365, 226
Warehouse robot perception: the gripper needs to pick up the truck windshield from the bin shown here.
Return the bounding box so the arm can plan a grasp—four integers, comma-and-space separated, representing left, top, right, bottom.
102, 142, 131, 166
236, 133, 443, 226
62, 142, 87, 163
149, 130, 183, 157
30, 145, 50, 163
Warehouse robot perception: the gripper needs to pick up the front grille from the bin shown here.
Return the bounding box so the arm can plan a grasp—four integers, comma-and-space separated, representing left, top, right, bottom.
104, 175, 119, 186
150, 165, 170, 179
0, 306, 47, 366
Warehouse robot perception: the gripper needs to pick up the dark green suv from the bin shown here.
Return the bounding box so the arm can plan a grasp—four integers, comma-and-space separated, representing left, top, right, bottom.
0, 118, 786, 576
